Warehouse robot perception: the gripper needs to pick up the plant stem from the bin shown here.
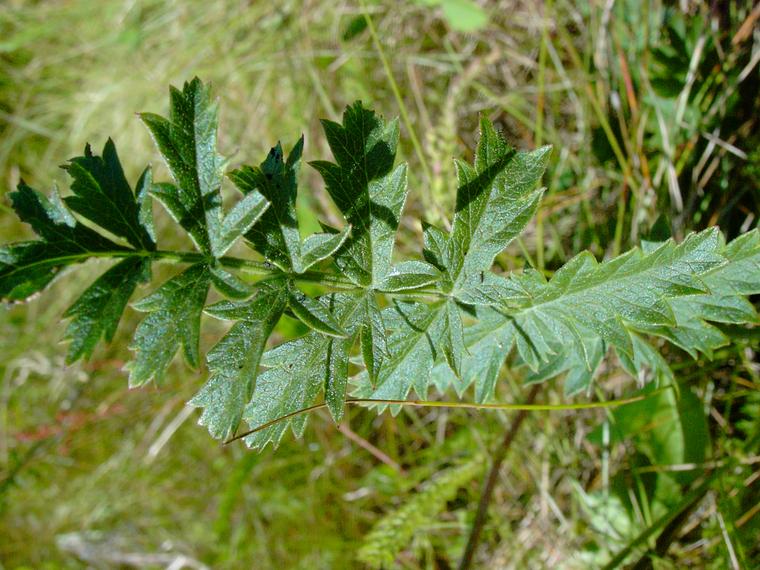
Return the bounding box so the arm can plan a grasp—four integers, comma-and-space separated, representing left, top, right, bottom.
32, 248, 443, 297
458, 384, 541, 570
224, 387, 661, 445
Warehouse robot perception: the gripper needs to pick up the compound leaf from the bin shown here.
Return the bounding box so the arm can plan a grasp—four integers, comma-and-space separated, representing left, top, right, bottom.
63, 257, 151, 363
140, 78, 226, 256
311, 102, 406, 287
3, 80, 760, 457
639, 229, 760, 358
1, 183, 127, 301
190, 280, 288, 440
230, 137, 349, 273
62, 139, 155, 250
128, 263, 210, 386
243, 294, 363, 449
448, 119, 550, 289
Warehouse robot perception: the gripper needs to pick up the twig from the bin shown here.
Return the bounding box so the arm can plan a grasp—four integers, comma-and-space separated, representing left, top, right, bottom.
338, 421, 405, 474
458, 384, 541, 570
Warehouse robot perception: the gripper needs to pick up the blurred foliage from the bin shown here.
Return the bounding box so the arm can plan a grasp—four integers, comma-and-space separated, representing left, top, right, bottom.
1, 0, 758, 568
414, 0, 488, 32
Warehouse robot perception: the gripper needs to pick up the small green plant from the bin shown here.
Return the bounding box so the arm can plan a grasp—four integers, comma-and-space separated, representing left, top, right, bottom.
1, 78, 758, 451
358, 457, 484, 566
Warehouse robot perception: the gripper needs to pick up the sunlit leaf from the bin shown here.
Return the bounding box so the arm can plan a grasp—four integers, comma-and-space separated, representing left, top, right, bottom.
128, 263, 210, 386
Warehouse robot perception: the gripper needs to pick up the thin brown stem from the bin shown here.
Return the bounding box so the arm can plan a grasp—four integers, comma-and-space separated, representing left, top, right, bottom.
458, 384, 541, 570
338, 421, 404, 474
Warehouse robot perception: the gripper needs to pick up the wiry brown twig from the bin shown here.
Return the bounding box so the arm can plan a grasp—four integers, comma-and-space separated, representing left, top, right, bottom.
458, 384, 541, 570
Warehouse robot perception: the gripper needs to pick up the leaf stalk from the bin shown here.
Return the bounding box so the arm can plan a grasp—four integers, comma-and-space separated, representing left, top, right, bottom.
224, 388, 669, 445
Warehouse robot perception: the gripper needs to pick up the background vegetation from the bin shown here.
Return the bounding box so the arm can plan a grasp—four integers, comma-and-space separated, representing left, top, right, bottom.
1, 0, 758, 568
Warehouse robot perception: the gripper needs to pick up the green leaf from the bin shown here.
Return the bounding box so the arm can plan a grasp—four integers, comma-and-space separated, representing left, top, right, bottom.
190, 280, 287, 440
353, 300, 448, 403
216, 190, 269, 257
447, 119, 550, 289
519, 231, 758, 390
136, 166, 156, 244
485, 229, 724, 366
324, 295, 354, 422
441, 300, 466, 378
639, 229, 760, 358
243, 294, 363, 448
464, 230, 756, 398
450, 270, 525, 307
209, 266, 255, 299
299, 226, 351, 272
422, 221, 455, 289
230, 137, 349, 272
360, 292, 389, 385
286, 285, 347, 338
3, 80, 760, 460
141, 78, 225, 256
230, 140, 302, 270
383, 230, 723, 404
1, 183, 127, 301
311, 102, 406, 287
128, 263, 210, 386
242, 335, 322, 449
378, 260, 440, 292
62, 139, 155, 250
433, 229, 727, 400
63, 257, 151, 363
420, 119, 550, 297
716, 229, 760, 295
